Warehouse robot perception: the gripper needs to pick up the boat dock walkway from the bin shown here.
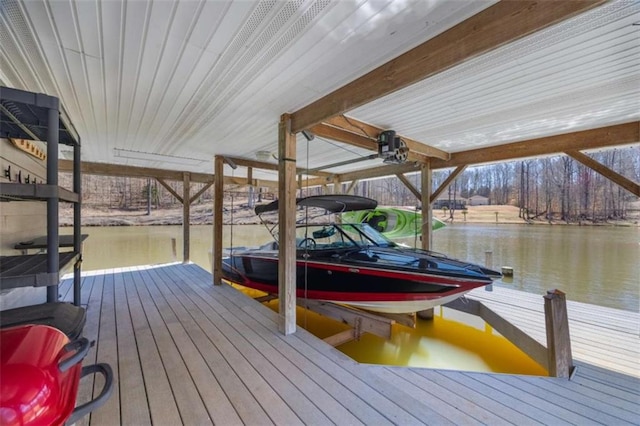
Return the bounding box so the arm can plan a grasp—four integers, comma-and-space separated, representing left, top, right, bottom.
59, 263, 639, 425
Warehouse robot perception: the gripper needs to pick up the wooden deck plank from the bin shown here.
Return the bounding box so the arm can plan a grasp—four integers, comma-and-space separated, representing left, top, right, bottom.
114, 271, 152, 425
174, 265, 409, 425
132, 269, 213, 425
467, 287, 640, 378
383, 367, 515, 425
162, 284, 351, 424
139, 267, 253, 425
191, 289, 392, 424
465, 372, 602, 425
143, 268, 273, 425
572, 363, 640, 398
471, 286, 639, 332
147, 266, 312, 425
410, 368, 543, 425
72, 273, 100, 426
162, 265, 374, 426
491, 373, 636, 425
511, 374, 639, 423
125, 270, 183, 426
74, 264, 638, 426
89, 272, 121, 425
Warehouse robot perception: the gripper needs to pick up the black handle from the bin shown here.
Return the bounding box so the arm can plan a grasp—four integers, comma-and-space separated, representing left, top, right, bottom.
66, 363, 114, 425
58, 337, 90, 372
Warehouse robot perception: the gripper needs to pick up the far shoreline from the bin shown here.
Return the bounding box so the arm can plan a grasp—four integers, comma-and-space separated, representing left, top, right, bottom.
61, 204, 639, 228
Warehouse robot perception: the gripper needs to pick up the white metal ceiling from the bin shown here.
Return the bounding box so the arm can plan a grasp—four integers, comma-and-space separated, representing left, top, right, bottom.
1, 0, 638, 181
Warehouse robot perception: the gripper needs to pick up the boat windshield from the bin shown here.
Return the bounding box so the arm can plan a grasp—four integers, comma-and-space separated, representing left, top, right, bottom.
344, 223, 395, 247
295, 223, 395, 250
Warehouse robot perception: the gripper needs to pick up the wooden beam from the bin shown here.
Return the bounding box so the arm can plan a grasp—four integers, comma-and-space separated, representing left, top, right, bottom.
213, 156, 224, 285
189, 182, 214, 205
311, 122, 429, 164
446, 297, 549, 371
278, 114, 297, 335
156, 178, 183, 203
338, 162, 421, 183
290, 1, 605, 132
59, 159, 280, 186
300, 299, 394, 340
336, 123, 639, 183
431, 122, 640, 169
182, 172, 190, 264
59, 159, 214, 183
345, 179, 358, 195
310, 123, 375, 151
566, 150, 640, 197
223, 156, 333, 178
325, 116, 450, 160
396, 173, 420, 200
421, 162, 432, 250
430, 165, 468, 203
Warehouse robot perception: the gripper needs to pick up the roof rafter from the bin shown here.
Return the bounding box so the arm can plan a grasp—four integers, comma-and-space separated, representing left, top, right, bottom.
430, 122, 640, 169
566, 150, 639, 197
58, 159, 278, 187
324, 116, 450, 161
336, 122, 640, 183
290, 0, 606, 133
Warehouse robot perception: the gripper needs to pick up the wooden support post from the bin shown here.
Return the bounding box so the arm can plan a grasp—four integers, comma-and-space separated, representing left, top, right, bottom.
333, 176, 341, 194
544, 289, 573, 378
417, 308, 434, 320
485, 251, 493, 268
213, 156, 224, 285
278, 114, 297, 335
345, 179, 358, 195
421, 161, 433, 250
182, 172, 190, 263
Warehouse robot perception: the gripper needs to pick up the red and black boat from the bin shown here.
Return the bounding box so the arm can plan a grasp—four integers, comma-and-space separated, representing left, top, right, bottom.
221, 195, 501, 314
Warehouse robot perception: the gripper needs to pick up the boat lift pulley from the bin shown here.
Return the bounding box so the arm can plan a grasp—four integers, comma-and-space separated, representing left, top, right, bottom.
377, 130, 409, 164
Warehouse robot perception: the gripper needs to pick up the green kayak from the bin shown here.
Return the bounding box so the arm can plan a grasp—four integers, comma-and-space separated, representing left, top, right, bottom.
342, 207, 446, 239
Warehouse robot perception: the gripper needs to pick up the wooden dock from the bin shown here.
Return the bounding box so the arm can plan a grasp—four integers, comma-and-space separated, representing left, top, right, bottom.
59, 263, 639, 425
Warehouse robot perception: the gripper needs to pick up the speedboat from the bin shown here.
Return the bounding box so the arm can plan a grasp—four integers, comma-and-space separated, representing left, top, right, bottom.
221, 195, 501, 314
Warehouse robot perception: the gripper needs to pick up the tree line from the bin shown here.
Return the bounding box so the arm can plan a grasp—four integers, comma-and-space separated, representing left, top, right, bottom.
61, 147, 639, 222
352, 147, 639, 222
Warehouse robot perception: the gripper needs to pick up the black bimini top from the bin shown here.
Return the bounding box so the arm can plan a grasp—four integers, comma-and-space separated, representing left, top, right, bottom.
255, 195, 377, 215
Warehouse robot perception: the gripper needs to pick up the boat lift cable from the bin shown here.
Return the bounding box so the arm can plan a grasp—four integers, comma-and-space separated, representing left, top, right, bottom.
414, 171, 419, 249
303, 134, 310, 328
230, 168, 235, 266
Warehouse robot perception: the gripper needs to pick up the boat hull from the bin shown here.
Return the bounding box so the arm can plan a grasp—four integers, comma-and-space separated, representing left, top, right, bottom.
221, 253, 490, 314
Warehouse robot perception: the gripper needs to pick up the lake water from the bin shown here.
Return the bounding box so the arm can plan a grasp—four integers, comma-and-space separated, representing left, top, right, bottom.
67, 223, 638, 312
62, 223, 638, 375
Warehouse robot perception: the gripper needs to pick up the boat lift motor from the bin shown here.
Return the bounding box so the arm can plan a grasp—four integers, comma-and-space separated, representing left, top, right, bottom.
377, 130, 409, 164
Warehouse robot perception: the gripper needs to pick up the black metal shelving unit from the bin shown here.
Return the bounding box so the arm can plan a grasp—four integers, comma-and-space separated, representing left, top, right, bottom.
0, 86, 82, 306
